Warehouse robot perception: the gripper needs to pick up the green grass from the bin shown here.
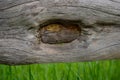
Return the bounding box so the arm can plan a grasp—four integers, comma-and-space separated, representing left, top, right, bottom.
0, 60, 120, 80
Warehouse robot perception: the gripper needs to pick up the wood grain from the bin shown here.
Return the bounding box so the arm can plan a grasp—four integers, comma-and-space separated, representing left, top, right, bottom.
0, 0, 120, 65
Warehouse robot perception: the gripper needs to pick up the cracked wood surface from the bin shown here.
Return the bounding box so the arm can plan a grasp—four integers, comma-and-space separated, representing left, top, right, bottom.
0, 0, 120, 65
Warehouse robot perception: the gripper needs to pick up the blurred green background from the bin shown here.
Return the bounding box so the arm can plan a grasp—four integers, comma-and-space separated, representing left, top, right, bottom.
0, 60, 120, 80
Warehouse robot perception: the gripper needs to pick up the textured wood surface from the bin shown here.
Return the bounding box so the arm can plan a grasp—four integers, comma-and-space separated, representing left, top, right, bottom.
0, 0, 120, 65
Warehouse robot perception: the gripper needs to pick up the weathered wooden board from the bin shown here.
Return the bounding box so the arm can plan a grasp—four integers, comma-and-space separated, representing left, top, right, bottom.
0, 0, 120, 65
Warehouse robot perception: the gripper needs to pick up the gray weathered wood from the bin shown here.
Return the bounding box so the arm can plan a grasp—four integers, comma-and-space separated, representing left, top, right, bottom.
0, 0, 120, 65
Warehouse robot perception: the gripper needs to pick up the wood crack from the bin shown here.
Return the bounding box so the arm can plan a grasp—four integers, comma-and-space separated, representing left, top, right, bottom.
110, 0, 120, 3
0, 0, 39, 11
0, 13, 23, 19
55, 5, 120, 17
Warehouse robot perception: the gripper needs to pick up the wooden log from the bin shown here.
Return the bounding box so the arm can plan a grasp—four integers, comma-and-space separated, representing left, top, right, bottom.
0, 0, 120, 65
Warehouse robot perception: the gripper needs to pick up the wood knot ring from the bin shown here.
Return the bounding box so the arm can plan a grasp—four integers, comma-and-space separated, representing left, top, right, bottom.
38, 23, 81, 44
